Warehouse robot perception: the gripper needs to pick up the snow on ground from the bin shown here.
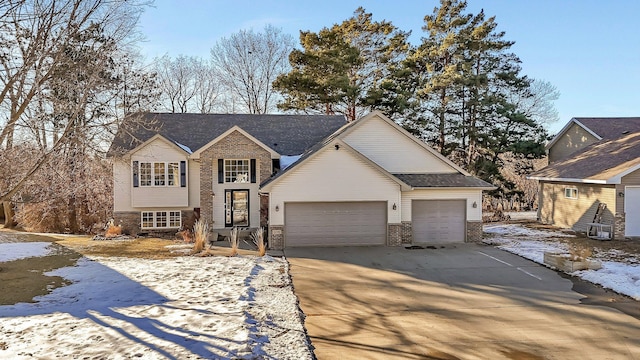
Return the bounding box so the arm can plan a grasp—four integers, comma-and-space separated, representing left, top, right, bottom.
0, 254, 312, 359
485, 224, 640, 301
0, 242, 53, 262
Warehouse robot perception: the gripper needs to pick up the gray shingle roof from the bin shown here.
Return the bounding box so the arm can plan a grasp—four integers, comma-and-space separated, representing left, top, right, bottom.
575, 117, 640, 140
107, 113, 347, 156
531, 132, 640, 181
393, 173, 495, 188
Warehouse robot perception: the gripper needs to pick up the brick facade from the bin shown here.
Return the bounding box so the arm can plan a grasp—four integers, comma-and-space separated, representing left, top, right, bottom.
198, 130, 272, 229
269, 225, 284, 250
466, 220, 483, 243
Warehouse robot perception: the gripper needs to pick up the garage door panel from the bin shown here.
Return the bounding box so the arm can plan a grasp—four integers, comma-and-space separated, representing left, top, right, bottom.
625, 187, 640, 236
285, 202, 386, 246
413, 200, 466, 243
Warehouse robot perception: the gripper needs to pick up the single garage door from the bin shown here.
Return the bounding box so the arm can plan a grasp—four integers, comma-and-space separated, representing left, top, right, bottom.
285, 202, 387, 246
412, 200, 466, 243
625, 186, 640, 236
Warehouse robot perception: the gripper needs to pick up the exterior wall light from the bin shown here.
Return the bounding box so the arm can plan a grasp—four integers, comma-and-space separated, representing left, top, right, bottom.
392, 203, 397, 210
335, 144, 340, 150
275, 205, 280, 212
472, 201, 478, 208
619, 192, 625, 197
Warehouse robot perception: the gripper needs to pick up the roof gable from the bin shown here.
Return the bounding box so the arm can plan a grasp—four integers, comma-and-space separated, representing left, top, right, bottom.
530, 132, 640, 184
547, 117, 640, 151
108, 113, 347, 157
190, 126, 279, 159
124, 134, 190, 158
339, 111, 470, 175
261, 138, 411, 191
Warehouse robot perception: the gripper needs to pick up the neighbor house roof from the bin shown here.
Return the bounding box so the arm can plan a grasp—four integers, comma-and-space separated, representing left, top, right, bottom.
393, 173, 495, 189
107, 113, 347, 157
546, 117, 640, 150
530, 132, 640, 184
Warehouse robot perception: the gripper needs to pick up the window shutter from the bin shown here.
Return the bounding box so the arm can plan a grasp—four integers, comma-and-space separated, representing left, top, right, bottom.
132, 161, 139, 188
218, 159, 224, 184
250, 159, 256, 183
180, 161, 186, 187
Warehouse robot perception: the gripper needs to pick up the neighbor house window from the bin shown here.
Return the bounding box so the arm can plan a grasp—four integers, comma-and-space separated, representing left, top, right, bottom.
141, 210, 181, 229
564, 187, 578, 199
138, 162, 181, 187
225, 159, 250, 183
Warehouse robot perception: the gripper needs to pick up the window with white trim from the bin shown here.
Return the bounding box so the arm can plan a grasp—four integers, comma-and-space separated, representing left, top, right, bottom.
225, 159, 250, 183
140, 162, 152, 186
141, 210, 182, 229
138, 162, 180, 187
564, 187, 578, 199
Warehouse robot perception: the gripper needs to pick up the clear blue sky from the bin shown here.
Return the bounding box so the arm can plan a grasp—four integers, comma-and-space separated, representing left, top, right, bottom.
138, 0, 640, 135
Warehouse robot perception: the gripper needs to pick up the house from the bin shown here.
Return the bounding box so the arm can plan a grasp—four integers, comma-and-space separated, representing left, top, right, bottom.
108, 111, 494, 248
529, 117, 640, 239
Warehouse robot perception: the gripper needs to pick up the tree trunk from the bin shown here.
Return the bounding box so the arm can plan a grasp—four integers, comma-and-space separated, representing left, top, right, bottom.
2, 201, 15, 228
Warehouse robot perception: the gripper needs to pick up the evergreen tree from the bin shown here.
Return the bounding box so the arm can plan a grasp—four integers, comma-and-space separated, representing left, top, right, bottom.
274, 8, 409, 121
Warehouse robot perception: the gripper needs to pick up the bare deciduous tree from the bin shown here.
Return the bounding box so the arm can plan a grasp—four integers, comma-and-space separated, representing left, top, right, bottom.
211, 25, 294, 114
0, 0, 151, 229
153, 54, 220, 113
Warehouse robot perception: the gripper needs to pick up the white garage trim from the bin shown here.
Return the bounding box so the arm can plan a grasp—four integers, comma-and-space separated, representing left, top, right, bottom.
624, 186, 640, 236
284, 201, 387, 247
412, 199, 466, 243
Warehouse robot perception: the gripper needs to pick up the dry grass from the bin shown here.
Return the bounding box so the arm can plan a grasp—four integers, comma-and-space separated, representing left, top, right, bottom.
192, 220, 208, 254
105, 223, 122, 238
229, 227, 239, 256
569, 245, 593, 261
252, 227, 266, 257
56, 237, 185, 259
178, 229, 194, 243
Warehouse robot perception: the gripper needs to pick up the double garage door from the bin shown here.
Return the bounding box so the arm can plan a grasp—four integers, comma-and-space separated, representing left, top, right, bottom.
412, 200, 466, 243
284, 200, 467, 246
285, 202, 387, 246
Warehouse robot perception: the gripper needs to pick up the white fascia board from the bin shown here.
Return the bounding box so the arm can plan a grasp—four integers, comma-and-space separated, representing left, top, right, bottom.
605, 163, 640, 184
124, 134, 190, 158
527, 176, 608, 184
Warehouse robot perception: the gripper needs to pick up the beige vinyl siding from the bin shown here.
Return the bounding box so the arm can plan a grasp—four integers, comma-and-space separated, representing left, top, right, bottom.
188, 160, 200, 208
400, 189, 482, 222
548, 123, 599, 163
342, 115, 456, 173
269, 145, 401, 226
539, 181, 616, 232
616, 168, 640, 214
130, 138, 189, 208
113, 159, 132, 212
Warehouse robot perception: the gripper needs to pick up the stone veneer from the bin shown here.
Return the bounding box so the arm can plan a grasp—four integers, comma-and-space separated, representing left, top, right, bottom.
198, 130, 272, 227
466, 220, 483, 243
614, 212, 625, 240
401, 221, 412, 244
269, 225, 284, 250
387, 224, 402, 246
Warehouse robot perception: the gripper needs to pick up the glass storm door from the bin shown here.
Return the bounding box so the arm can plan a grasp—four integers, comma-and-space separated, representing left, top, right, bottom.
225, 190, 249, 227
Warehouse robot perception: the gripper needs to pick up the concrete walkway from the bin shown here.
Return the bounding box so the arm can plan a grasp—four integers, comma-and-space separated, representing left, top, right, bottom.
285, 244, 640, 360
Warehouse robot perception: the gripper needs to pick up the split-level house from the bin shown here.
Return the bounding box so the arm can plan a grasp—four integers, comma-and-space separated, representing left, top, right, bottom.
529, 117, 640, 239
108, 111, 494, 249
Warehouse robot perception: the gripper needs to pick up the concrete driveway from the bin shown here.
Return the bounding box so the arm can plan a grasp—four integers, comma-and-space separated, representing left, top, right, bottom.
285, 244, 640, 360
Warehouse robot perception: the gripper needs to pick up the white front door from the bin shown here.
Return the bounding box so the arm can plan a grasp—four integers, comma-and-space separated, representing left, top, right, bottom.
625, 186, 640, 236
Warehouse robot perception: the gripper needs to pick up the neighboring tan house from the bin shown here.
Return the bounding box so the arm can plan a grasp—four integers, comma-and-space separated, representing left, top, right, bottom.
529, 117, 640, 239
108, 111, 494, 249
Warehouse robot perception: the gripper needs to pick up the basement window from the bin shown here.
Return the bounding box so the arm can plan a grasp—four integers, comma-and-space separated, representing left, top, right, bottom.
564, 187, 578, 199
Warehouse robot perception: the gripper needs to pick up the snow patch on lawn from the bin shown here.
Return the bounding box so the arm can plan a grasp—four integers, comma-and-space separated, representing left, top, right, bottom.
485, 224, 640, 301
0, 255, 312, 359
0, 242, 53, 262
